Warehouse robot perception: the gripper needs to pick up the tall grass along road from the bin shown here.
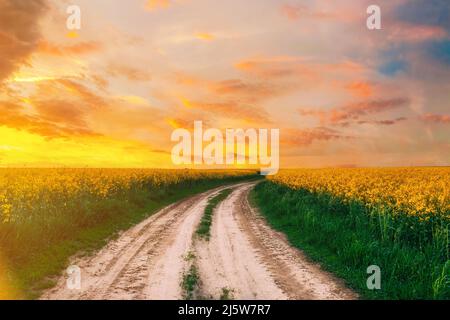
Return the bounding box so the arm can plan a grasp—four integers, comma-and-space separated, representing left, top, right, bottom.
253, 168, 449, 300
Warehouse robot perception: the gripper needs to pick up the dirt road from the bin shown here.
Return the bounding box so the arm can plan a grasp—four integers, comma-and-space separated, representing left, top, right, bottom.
41, 182, 356, 300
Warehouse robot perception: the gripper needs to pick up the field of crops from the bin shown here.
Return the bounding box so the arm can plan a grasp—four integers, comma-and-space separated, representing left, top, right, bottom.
253, 167, 449, 299
0, 168, 257, 299
0, 168, 256, 224
269, 168, 450, 219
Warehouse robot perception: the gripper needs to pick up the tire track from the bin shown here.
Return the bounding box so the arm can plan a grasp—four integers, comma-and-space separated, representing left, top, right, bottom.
40, 185, 233, 300
195, 183, 357, 300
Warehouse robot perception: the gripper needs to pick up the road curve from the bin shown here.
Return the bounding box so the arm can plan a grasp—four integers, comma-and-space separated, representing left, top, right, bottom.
41, 182, 356, 300
195, 183, 356, 300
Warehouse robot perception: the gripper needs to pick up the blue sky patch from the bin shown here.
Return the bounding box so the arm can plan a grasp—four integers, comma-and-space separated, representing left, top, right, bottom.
378, 60, 408, 76
428, 40, 450, 64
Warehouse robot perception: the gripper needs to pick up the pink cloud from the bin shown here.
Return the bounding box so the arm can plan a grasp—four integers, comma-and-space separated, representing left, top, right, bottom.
282, 127, 351, 146
420, 113, 450, 124
299, 98, 409, 125
388, 23, 448, 43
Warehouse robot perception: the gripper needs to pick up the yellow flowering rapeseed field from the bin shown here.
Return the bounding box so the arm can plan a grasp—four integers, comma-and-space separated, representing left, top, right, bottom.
0, 168, 255, 223
268, 167, 450, 219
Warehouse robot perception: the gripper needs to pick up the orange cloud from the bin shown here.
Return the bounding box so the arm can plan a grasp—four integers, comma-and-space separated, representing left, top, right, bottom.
0, 100, 97, 138
0, 0, 48, 82
0, 78, 111, 138
54, 79, 106, 109
211, 79, 287, 103
280, 3, 351, 22
178, 99, 271, 124
280, 4, 305, 21
195, 33, 215, 41
33, 99, 88, 128
345, 81, 374, 98
420, 113, 450, 124
174, 72, 205, 86
166, 117, 194, 129
235, 56, 365, 81
90, 74, 109, 90
146, 0, 171, 11
37, 41, 102, 56
235, 56, 311, 79
106, 64, 152, 82
174, 72, 290, 104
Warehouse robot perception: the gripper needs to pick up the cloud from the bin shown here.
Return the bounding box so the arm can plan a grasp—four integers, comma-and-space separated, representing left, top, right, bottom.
0, 0, 48, 82
177, 98, 271, 124
32, 99, 88, 128
2, 78, 110, 138
355, 117, 407, 126
166, 117, 196, 129
55, 79, 106, 108
1, 77, 168, 141
235, 56, 365, 80
145, 0, 171, 11
387, 23, 448, 43
280, 3, 347, 22
420, 113, 450, 124
211, 79, 284, 102
37, 40, 102, 56
395, 0, 450, 33
106, 63, 152, 82
299, 98, 409, 125
173, 72, 290, 104
280, 4, 305, 21
345, 81, 374, 98
391, 0, 450, 66
90, 74, 109, 90
235, 56, 313, 79
282, 127, 351, 147
195, 33, 215, 41
0, 100, 97, 138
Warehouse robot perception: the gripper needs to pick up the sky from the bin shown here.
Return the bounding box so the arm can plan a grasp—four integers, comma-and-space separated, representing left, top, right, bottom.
0, 0, 449, 168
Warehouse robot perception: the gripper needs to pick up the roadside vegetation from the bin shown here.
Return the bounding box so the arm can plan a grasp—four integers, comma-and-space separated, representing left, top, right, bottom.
182, 251, 200, 300
220, 287, 234, 300
0, 168, 257, 299
196, 188, 233, 240
252, 168, 449, 299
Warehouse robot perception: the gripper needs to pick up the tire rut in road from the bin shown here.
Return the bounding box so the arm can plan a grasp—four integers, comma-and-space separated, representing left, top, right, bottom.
40, 186, 230, 300
194, 183, 357, 300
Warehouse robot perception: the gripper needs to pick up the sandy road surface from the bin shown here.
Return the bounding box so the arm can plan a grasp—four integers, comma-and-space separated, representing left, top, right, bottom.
41, 182, 355, 300
195, 183, 356, 300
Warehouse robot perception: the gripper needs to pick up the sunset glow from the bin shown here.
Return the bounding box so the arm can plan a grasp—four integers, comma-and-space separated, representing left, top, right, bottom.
1, 0, 449, 168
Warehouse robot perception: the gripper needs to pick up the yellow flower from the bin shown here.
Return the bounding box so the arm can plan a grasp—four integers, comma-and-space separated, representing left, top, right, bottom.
269, 167, 450, 219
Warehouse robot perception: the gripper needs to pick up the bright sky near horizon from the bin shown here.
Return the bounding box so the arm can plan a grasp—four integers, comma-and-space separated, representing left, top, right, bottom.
0, 0, 449, 168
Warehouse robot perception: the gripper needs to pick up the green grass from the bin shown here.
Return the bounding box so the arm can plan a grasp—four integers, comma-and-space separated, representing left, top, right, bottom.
219, 287, 234, 300
196, 188, 233, 240
0, 174, 256, 299
252, 181, 449, 300
182, 264, 200, 300
182, 251, 199, 300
